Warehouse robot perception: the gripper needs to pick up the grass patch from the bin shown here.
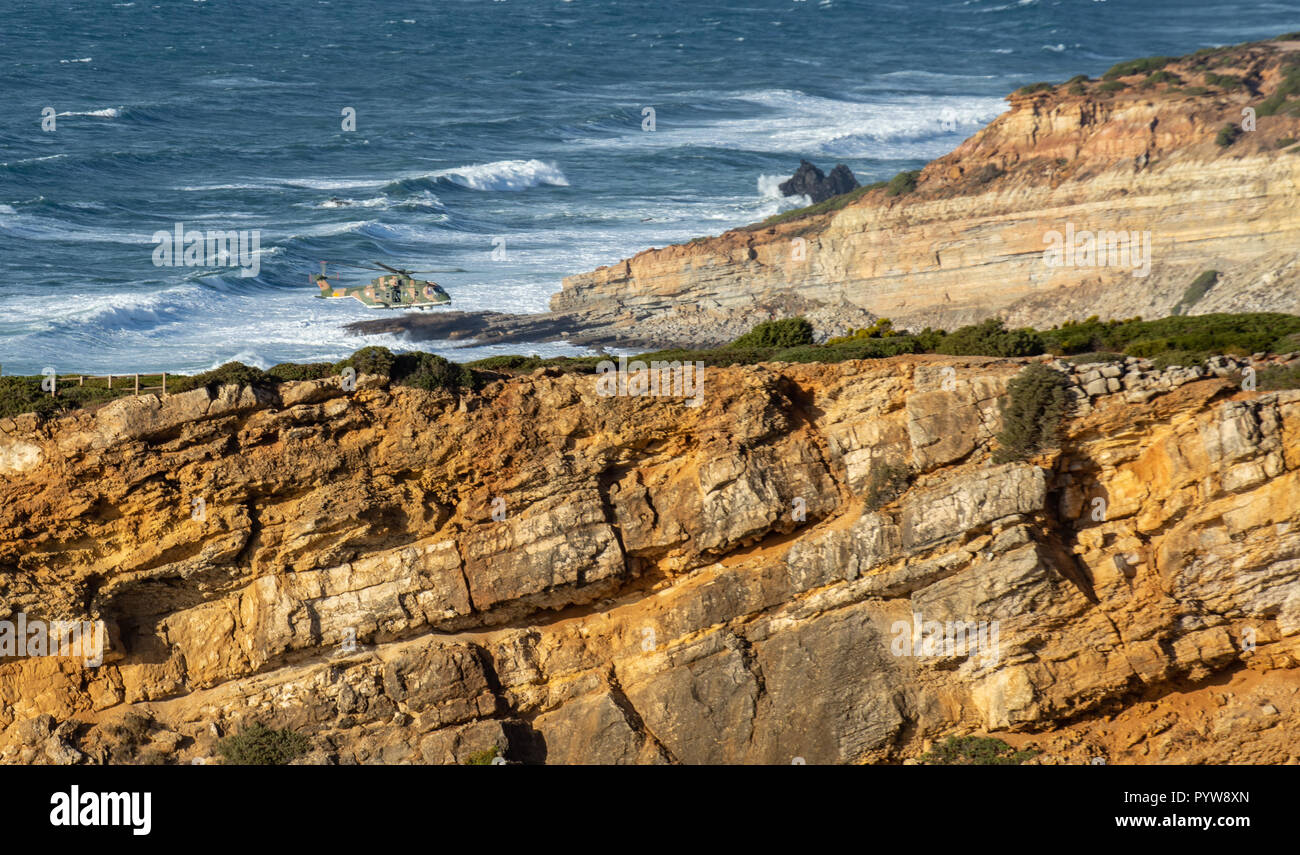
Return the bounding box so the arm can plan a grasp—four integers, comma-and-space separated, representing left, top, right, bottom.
464, 747, 501, 765
1277, 137, 1297, 149
1098, 80, 1126, 93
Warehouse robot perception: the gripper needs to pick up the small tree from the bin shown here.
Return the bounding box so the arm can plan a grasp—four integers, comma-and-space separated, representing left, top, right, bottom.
993, 363, 1072, 462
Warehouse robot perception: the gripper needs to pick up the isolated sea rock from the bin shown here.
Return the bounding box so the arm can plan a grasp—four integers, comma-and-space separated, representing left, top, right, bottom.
778, 159, 859, 204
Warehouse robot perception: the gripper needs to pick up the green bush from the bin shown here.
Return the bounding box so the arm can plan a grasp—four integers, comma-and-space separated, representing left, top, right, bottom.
1203, 72, 1243, 89
266, 361, 334, 382
993, 363, 1072, 463
935, 319, 1045, 357
1097, 80, 1126, 93
334, 345, 396, 378
216, 723, 310, 765
730, 317, 814, 349
1068, 82, 1086, 95
168, 362, 271, 394
1277, 137, 1297, 149
919, 736, 1039, 765
1064, 351, 1126, 364
1016, 82, 1054, 96
393, 351, 478, 392
1144, 70, 1183, 86
1103, 56, 1174, 80
886, 170, 921, 197
1216, 123, 1242, 147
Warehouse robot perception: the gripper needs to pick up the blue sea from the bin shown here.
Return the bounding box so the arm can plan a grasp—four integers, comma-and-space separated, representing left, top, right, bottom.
1, 0, 1295, 374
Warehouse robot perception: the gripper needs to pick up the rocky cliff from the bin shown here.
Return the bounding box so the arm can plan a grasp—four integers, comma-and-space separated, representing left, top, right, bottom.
2, 355, 1298, 764
551, 39, 1300, 348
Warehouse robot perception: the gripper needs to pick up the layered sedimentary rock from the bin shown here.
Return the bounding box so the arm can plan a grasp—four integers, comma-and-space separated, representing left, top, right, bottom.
553, 41, 1300, 347
1, 354, 1298, 764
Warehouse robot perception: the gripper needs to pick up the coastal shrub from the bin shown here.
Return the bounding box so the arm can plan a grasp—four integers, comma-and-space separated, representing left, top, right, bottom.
1015, 82, 1054, 96
168, 361, 271, 394
935, 319, 1045, 357
1040, 313, 1300, 358
993, 363, 1072, 463
334, 345, 396, 378
886, 170, 920, 197
393, 351, 478, 392
773, 338, 922, 363
1103, 55, 1174, 80
1066, 74, 1090, 85
865, 461, 911, 510
1216, 123, 1243, 147
0, 377, 62, 419
1203, 72, 1243, 89
730, 317, 814, 349
216, 723, 310, 765
920, 736, 1039, 766
1257, 93, 1288, 117
1179, 86, 1210, 96
829, 318, 898, 342
1097, 80, 1126, 93
1259, 364, 1300, 390
1064, 351, 1126, 364
1148, 350, 1207, 370
266, 361, 334, 382
1277, 137, 1297, 149
1175, 270, 1219, 314
1144, 70, 1183, 86
1068, 82, 1086, 95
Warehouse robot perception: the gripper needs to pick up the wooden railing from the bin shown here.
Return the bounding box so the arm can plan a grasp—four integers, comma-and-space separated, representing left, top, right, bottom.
0, 367, 169, 397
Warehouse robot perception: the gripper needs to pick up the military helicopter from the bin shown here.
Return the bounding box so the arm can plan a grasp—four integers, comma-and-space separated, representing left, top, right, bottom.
313, 261, 452, 309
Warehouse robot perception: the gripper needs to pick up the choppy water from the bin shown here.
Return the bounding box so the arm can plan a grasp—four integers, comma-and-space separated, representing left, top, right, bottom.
1, 0, 1294, 373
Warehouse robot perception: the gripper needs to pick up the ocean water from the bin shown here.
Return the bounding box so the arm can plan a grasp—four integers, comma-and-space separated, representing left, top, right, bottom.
0, 0, 1295, 374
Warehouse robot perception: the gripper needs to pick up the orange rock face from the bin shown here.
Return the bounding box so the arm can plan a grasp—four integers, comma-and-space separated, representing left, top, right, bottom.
1, 356, 1297, 764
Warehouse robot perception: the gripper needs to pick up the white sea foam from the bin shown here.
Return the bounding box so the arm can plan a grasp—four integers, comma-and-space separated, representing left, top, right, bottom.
55, 107, 120, 117
571, 90, 1003, 159
432, 159, 569, 191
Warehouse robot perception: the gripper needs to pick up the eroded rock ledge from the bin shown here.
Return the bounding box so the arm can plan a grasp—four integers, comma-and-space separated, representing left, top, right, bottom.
1, 355, 1298, 764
